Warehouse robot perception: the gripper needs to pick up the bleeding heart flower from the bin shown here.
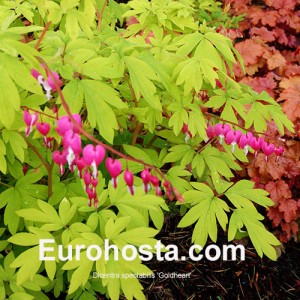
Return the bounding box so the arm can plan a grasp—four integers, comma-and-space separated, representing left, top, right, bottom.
105, 158, 122, 188
91, 178, 98, 188
124, 170, 135, 195
274, 147, 284, 162
47, 71, 62, 91
261, 142, 275, 161
182, 124, 192, 142
57, 116, 72, 136
225, 130, 242, 152
205, 124, 214, 141
31, 69, 43, 82
214, 123, 231, 144
52, 150, 67, 174
23, 111, 38, 137
36, 122, 50, 136
57, 114, 82, 136
83, 170, 92, 187
23, 164, 28, 175
141, 169, 151, 193
63, 130, 82, 167
238, 132, 253, 155
83, 144, 106, 178
86, 186, 96, 207
43, 136, 54, 149
75, 156, 86, 178
249, 137, 264, 157
163, 180, 174, 200
150, 175, 162, 196
31, 66, 63, 100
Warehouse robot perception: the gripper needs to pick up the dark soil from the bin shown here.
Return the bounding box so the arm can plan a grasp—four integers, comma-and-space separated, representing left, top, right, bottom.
141, 214, 300, 300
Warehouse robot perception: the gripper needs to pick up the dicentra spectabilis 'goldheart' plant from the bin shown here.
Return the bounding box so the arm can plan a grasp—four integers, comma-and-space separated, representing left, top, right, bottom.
0, 0, 296, 299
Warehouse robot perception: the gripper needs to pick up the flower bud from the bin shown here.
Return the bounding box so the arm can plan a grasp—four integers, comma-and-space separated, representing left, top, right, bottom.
124, 170, 135, 195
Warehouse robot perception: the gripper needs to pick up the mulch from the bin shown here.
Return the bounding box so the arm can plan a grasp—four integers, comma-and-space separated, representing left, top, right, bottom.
141, 214, 300, 300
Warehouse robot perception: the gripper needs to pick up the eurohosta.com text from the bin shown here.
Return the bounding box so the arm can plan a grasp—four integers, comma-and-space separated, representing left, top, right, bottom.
39, 239, 245, 262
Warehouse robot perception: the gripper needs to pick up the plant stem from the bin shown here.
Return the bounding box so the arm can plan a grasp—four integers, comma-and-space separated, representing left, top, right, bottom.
97, 0, 108, 31
21, 106, 58, 119
22, 135, 50, 172
146, 135, 158, 148
47, 165, 53, 198
20, 134, 54, 197
0, 181, 12, 188
131, 123, 143, 146
35, 21, 51, 50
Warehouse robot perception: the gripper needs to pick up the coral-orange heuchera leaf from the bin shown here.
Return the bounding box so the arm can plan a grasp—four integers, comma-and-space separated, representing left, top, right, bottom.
265, 180, 292, 206
235, 39, 265, 66
267, 207, 283, 226
279, 199, 298, 223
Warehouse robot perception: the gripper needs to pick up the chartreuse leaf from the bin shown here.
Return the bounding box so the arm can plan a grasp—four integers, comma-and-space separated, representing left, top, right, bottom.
268, 105, 294, 134
188, 104, 208, 140
178, 183, 229, 246
62, 233, 104, 294
192, 153, 206, 178
105, 255, 147, 300
82, 54, 125, 80
166, 166, 192, 193
228, 208, 280, 260
174, 58, 203, 95
175, 32, 204, 56
200, 145, 240, 183
60, 80, 83, 114
58, 198, 77, 225
80, 79, 122, 143
225, 180, 274, 209
112, 227, 159, 249
16, 199, 63, 230
4, 188, 21, 234
124, 56, 162, 111
205, 89, 246, 124
113, 193, 168, 230
0, 66, 20, 128
0, 188, 13, 209
105, 216, 131, 240
10, 246, 41, 285
123, 145, 153, 165
139, 51, 181, 101
8, 233, 39, 246
2, 53, 42, 94
2, 130, 27, 162
163, 144, 193, 164
2, 38, 43, 72
0, 138, 7, 174
167, 102, 188, 135
65, 8, 80, 39
0, 252, 13, 284
67, 251, 94, 294
204, 32, 236, 71
242, 90, 293, 134
120, 257, 152, 300
193, 37, 224, 70
9, 293, 34, 300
